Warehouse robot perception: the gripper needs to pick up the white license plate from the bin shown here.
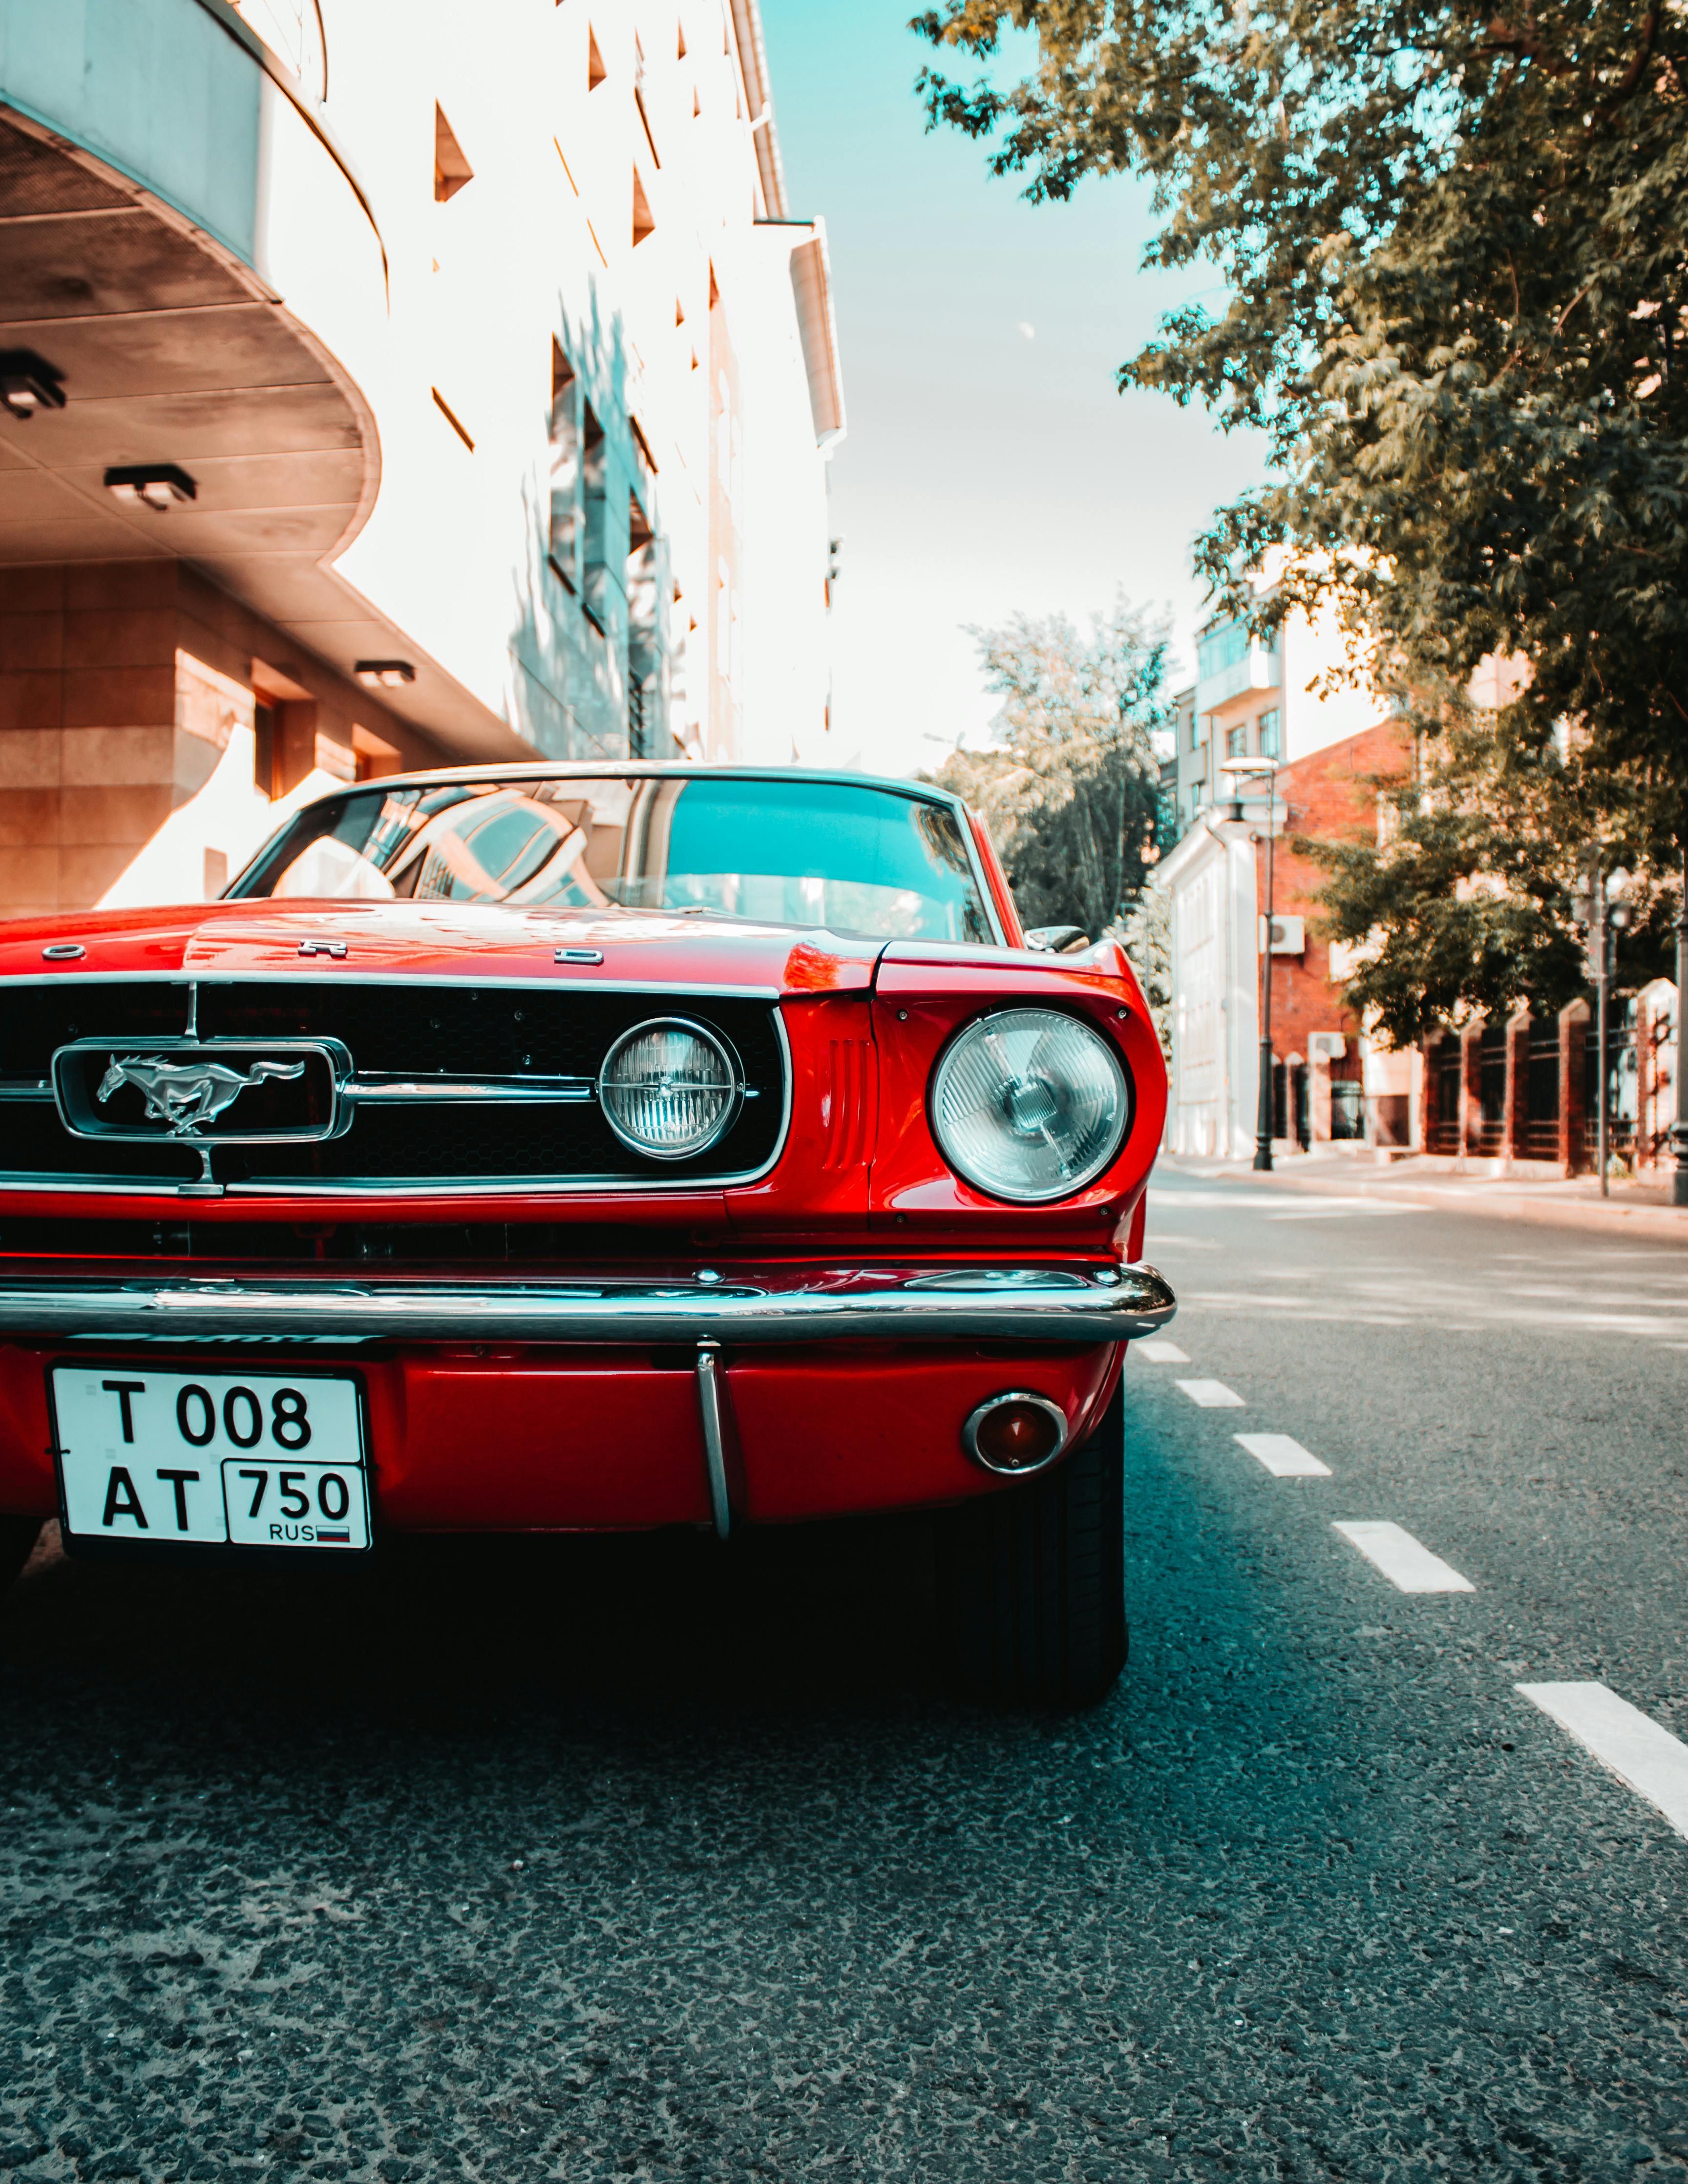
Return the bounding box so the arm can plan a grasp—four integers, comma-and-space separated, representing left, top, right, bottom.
51, 1366, 369, 1552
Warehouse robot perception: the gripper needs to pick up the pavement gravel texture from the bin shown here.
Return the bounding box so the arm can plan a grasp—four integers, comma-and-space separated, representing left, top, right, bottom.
2, 1165, 1687, 2182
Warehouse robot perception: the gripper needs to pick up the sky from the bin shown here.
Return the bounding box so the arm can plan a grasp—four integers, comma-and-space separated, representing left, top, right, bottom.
756, 0, 1269, 778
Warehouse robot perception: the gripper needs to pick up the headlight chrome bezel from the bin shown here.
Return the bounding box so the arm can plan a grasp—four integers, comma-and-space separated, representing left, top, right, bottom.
596, 1015, 744, 1162
928, 1005, 1132, 1204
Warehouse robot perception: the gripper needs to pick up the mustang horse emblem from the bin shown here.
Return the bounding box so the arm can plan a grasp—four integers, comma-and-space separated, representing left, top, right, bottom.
97, 1055, 307, 1136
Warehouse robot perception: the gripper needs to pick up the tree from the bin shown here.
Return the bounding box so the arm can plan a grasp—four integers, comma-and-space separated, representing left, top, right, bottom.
1302, 719, 1679, 1048
928, 594, 1168, 937
913, 1, 1688, 859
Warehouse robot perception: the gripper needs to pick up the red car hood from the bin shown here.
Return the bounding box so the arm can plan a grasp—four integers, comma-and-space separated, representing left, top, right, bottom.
0, 900, 883, 996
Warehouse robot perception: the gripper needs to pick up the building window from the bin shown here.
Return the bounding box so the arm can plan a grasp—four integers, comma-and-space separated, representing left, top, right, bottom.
431, 387, 475, 450
434, 105, 473, 200
1225, 721, 1245, 758
1198, 618, 1249, 681
1187, 709, 1200, 752
628, 491, 658, 757
1258, 706, 1281, 758
353, 723, 401, 781
548, 340, 579, 589
581, 400, 607, 634
253, 701, 277, 797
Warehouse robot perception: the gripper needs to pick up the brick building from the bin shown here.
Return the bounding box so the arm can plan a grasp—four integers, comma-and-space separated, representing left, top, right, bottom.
1159, 710, 1408, 1157
1159, 665, 1681, 1174
1256, 720, 1413, 1148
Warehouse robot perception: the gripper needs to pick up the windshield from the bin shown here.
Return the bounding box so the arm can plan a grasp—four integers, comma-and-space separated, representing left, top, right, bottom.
228, 773, 997, 944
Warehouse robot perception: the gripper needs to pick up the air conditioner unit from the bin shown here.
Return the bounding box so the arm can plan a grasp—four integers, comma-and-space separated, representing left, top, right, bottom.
1308, 1031, 1346, 1061
1263, 914, 1305, 955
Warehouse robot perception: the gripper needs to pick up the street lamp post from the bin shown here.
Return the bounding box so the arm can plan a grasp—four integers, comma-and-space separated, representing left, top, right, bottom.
1676, 846, 1688, 1209
1588, 848, 1609, 1198
1221, 755, 1281, 1173
1578, 854, 1633, 1201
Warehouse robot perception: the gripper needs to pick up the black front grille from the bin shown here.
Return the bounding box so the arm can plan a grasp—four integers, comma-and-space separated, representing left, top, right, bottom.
0, 983, 191, 1074
0, 978, 785, 1189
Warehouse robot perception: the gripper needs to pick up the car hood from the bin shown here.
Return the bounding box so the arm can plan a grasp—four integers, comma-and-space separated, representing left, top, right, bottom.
0, 900, 885, 996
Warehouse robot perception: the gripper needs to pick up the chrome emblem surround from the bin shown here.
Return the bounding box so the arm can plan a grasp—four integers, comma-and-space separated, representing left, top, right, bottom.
51, 1038, 353, 1145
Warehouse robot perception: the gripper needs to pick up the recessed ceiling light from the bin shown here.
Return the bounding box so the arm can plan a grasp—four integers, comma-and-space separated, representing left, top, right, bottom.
105, 463, 196, 510
354, 660, 416, 689
0, 349, 66, 420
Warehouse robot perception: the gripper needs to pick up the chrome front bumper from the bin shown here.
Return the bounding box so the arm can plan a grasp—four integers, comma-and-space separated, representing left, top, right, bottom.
0, 1262, 1176, 1346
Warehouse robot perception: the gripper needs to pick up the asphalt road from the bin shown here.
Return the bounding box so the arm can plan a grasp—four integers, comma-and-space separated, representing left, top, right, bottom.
3, 1163, 1688, 2183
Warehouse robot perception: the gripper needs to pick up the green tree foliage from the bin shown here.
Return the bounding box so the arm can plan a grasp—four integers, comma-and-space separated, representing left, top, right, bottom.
1310, 722, 1681, 1045
913, 1, 1688, 877
929, 595, 1168, 937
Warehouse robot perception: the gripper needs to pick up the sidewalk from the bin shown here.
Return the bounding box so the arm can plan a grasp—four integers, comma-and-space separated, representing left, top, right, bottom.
1161, 1149, 1688, 1240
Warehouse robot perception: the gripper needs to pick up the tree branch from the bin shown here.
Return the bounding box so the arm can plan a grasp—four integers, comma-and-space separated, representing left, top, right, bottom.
1594, 8, 1659, 117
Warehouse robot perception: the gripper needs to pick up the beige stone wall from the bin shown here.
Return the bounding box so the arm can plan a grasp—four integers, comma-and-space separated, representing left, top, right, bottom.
0, 563, 443, 920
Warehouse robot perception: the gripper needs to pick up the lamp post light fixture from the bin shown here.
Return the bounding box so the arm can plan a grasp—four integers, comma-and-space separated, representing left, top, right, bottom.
1574, 855, 1634, 1200
1220, 753, 1282, 1173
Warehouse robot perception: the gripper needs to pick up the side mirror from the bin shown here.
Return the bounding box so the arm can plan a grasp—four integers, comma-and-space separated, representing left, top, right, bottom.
1024, 925, 1090, 955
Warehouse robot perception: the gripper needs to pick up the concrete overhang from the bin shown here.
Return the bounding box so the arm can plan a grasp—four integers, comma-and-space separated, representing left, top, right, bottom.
0, 3, 532, 762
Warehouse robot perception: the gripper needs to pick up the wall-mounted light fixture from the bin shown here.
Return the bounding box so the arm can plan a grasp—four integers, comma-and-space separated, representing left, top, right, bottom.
0, 350, 67, 420
105, 463, 196, 510
354, 660, 416, 690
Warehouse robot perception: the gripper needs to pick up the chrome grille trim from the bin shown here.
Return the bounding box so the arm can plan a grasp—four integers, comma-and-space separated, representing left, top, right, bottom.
341, 1075, 596, 1105
0, 976, 793, 1196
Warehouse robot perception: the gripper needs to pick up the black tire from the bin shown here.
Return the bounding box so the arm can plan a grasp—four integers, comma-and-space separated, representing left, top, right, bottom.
0, 1516, 42, 1595
937, 1384, 1127, 1708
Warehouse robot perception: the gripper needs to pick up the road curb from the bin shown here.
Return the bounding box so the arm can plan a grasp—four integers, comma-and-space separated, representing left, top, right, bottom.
1182, 1163, 1688, 1241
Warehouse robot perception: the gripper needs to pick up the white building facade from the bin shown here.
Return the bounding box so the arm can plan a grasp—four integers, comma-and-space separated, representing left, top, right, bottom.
1157, 590, 1402, 1160
0, 0, 843, 915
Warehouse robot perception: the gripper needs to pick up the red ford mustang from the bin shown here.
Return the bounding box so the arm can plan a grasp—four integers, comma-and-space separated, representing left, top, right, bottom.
0, 766, 1174, 1704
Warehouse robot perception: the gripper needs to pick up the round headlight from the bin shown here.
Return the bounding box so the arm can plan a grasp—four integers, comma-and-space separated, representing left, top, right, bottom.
930, 1007, 1130, 1202
597, 1018, 741, 1160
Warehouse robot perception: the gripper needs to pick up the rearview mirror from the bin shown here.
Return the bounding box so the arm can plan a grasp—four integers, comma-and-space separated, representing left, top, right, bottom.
1024, 925, 1090, 955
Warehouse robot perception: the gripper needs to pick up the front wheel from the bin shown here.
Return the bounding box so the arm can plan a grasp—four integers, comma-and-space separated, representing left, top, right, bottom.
0, 1516, 42, 1596
936, 1384, 1126, 1707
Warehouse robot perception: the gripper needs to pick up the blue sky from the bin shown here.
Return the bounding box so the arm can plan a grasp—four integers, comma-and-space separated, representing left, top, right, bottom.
757, 0, 1268, 776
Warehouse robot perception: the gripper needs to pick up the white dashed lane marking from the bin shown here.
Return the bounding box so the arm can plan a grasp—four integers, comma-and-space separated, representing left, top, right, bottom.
1176, 1380, 1245, 1408
1518, 1682, 1688, 1842
1266, 1206, 1421, 1221
1235, 1433, 1331, 1478
1333, 1521, 1475, 1594
1135, 1339, 1189, 1363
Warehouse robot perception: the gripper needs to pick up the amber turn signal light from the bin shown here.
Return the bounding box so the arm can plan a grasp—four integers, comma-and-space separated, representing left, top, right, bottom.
961, 1391, 1069, 1477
